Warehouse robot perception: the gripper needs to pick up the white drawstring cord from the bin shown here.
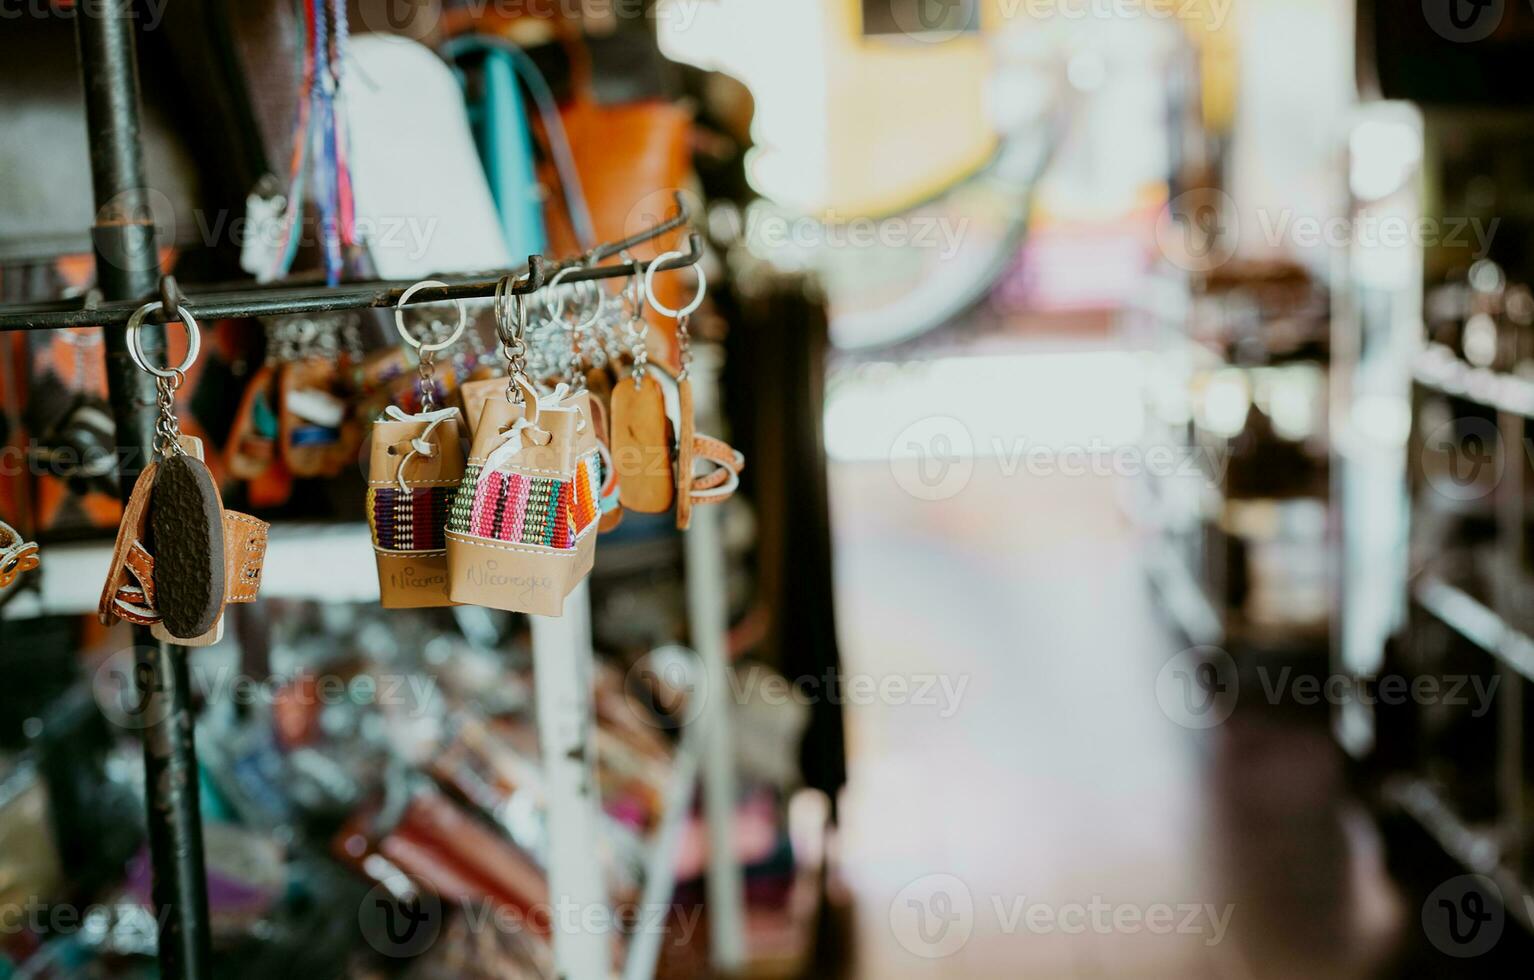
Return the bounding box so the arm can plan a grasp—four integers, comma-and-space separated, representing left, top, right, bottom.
383, 405, 459, 493
480, 383, 586, 476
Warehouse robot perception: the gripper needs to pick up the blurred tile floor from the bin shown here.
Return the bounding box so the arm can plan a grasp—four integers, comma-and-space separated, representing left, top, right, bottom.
823, 444, 1528, 978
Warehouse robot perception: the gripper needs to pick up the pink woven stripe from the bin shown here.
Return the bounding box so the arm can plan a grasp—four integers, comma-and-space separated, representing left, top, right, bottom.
471, 471, 503, 538
504, 472, 531, 543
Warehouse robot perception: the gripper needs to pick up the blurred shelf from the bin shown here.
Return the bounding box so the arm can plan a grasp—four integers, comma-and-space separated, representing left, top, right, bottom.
1, 522, 379, 621
1412, 573, 1534, 684
1414, 343, 1534, 417
1385, 776, 1534, 934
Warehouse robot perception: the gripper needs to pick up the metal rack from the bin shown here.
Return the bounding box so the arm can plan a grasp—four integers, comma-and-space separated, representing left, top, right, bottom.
2, 7, 744, 978
1333, 101, 1534, 935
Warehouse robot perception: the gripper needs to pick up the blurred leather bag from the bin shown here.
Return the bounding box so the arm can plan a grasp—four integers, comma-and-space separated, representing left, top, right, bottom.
538, 38, 694, 372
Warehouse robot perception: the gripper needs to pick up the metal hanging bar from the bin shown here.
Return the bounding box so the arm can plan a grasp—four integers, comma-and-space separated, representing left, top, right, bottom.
74, 5, 212, 979
0, 223, 702, 333
586, 190, 692, 263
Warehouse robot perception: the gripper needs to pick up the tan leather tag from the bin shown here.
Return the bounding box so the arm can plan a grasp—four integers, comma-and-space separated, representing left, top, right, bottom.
458, 378, 506, 438
587, 395, 623, 533
674, 377, 696, 530
611, 373, 674, 513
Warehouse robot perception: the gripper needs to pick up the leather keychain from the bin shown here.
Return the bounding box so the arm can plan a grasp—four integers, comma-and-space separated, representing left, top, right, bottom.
0, 517, 39, 594
99, 301, 269, 644
642, 252, 745, 529
610, 261, 674, 513
445, 279, 601, 616
275, 316, 365, 479
367, 281, 469, 608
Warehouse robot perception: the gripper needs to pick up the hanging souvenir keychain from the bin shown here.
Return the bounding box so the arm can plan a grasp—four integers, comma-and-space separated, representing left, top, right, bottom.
544, 266, 624, 530
643, 252, 745, 530
446, 276, 602, 616
582, 266, 625, 531
99, 302, 270, 645
610, 260, 674, 514
276, 315, 366, 478
367, 282, 469, 608
0, 517, 39, 595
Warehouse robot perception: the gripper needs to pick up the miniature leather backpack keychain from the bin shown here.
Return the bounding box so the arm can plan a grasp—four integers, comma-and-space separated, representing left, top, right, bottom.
367, 281, 469, 608
99, 301, 269, 644
446, 276, 601, 616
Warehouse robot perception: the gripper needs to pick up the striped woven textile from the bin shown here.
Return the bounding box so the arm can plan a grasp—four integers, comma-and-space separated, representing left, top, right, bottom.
367, 485, 455, 552
590, 453, 619, 516
448, 452, 599, 549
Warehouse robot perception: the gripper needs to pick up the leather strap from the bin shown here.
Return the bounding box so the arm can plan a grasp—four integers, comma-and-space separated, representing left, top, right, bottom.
112, 510, 269, 613
0, 519, 39, 591
223, 510, 270, 604
97, 464, 159, 626
689, 433, 744, 504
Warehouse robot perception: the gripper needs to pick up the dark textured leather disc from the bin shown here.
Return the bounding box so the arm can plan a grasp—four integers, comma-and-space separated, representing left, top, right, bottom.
151, 454, 226, 638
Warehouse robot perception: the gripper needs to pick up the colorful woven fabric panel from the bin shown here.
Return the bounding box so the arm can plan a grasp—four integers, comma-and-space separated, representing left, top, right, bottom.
367, 485, 454, 552
448, 454, 599, 549
590, 453, 619, 515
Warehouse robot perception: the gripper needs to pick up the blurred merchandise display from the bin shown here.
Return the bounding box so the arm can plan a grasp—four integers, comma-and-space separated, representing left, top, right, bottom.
0, 5, 846, 979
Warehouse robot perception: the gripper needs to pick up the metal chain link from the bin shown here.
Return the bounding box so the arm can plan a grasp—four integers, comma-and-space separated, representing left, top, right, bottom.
154, 372, 187, 458
496, 284, 531, 405
417, 348, 437, 411
676, 312, 692, 382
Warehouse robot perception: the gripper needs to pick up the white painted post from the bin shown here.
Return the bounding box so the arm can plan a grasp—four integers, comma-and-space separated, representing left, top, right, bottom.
530, 581, 613, 980
684, 348, 748, 972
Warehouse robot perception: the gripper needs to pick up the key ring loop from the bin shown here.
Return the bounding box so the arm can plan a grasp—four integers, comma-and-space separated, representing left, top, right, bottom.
394, 280, 469, 352
493, 274, 527, 346
546, 267, 601, 328
643, 251, 707, 319
621, 257, 646, 318
126, 301, 201, 378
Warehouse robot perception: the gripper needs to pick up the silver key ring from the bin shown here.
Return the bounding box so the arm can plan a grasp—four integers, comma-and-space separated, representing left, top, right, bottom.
394, 280, 469, 352
126, 301, 201, 378
644, 250, 707, 319
493, 274, 527, 346
546, 267, 601, 328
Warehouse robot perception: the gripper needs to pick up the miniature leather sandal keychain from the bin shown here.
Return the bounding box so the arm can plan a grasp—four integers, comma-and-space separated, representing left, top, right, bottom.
0, 517, 40, 594
368, 281, 469, 608
446, 278, 602, 616
99, 300, 270, 645
643, 252, 744, 529
611, 259, 675, 514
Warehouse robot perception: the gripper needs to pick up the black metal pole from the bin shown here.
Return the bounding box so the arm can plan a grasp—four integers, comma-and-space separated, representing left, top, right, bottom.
0, 228, 706, 333
75, 4, 211, 978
